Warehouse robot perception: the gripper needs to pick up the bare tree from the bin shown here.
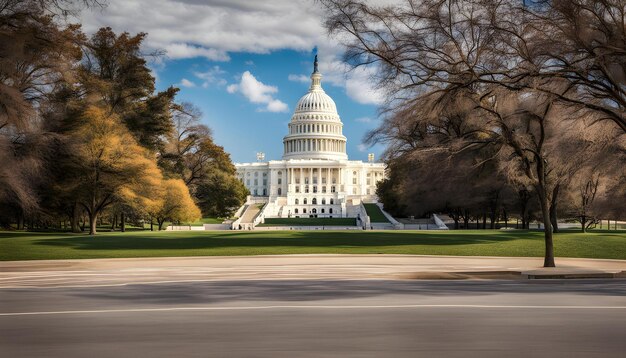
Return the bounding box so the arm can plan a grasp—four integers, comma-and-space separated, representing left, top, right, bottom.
322, 0, 625, 266
520, 0, 626, 132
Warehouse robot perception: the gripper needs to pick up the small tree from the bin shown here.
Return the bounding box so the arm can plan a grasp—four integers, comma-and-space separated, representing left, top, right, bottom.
195, 171, 248, 218
149, 179, 201, 230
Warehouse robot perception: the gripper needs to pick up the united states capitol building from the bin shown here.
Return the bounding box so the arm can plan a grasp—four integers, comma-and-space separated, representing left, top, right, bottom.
235, 57, 386, 219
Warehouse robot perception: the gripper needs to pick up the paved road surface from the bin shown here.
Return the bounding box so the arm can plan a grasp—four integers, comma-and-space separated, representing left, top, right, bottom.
2, 255, 625, 287
1, 279, 625, 357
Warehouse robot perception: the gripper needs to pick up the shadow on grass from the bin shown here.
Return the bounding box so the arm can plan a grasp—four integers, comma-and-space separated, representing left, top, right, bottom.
27, 230, 534, 251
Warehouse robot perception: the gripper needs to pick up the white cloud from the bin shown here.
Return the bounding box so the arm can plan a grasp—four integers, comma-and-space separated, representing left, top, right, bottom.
194, 66, 227, 88
266, 99, 289, 112
228, 71, 288, 112
245, 60, 255, 66
77, 0, 386, 106
165, 43, 230, 62
357, 144, 368, 152
78, 0, 321, 58
178, 78, 196, 87
288, 74, 309, 83
226, 83, 239, 93
355, 117, 372, 123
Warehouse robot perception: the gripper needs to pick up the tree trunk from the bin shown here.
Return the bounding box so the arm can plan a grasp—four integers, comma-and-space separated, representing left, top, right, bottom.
503, 208, 508, 229
111, 214, 117, 231
549, 184, 560, 233
120, 212, 126, 232
16, 213, 24, 230
70, 203, 82, 233
482, 212, 487, 229
150, 217, 154, 231
537, 189, 555, 267
157, 218, 164, 231
89, 212, 98, 235
581, 216, 587, 233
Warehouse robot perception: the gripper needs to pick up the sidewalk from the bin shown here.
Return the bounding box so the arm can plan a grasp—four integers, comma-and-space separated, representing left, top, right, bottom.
1, 255, 625, 288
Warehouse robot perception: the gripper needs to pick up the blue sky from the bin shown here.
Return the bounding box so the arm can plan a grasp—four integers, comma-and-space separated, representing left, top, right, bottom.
77, 0, 387, 163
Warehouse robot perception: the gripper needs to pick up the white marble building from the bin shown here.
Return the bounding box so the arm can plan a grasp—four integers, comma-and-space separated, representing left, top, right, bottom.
235, 56, 386, 218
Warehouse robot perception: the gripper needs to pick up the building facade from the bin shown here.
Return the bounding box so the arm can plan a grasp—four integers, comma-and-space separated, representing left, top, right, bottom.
235, 56, 385, 218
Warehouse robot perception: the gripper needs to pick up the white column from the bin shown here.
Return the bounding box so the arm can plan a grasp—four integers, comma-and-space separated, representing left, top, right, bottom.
318, 167, 321, 187
326, 167, 330, 188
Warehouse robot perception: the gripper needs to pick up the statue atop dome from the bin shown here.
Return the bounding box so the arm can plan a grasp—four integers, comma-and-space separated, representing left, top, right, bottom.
313, 55, 319, 73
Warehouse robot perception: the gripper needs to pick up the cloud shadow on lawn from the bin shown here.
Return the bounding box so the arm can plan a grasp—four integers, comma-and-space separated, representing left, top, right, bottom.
30, 231, 528, 251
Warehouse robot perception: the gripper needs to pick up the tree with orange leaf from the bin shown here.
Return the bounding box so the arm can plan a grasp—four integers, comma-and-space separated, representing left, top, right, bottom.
71, 105, 162, 234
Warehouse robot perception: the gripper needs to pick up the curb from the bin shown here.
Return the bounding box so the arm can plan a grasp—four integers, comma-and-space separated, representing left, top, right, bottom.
400, 271, 626, 280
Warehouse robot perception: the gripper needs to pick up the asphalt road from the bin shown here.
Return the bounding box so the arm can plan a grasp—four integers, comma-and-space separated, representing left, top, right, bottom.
1, 279, 625, 357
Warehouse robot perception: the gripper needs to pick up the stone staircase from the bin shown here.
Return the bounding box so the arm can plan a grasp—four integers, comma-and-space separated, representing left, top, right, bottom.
241, 204, 263, 224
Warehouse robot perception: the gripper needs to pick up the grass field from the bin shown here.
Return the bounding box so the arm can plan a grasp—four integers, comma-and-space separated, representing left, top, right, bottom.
0, 229, 624, 261
184, 217, 226, 225
363, 204, 390, 223
260, 218, 357, 226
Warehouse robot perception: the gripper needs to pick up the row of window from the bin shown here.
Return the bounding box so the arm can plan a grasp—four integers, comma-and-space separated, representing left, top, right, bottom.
293, 208, 333, 214
246, 179, 268, 186
250, 188, 372, 197
239, 170, 384, 188
292, 114, 336, 121
243, 180, 379, 189
295, 186, 335, 193
294, 198, 334, 205
289, 123, 341, 134
295, 178, 335, 184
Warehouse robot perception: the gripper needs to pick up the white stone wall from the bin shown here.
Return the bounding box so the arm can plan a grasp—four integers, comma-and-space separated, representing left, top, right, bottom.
235, 159, 385, 218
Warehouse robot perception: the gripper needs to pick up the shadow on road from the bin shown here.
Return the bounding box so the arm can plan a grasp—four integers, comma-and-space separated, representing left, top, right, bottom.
68, 280, 626, 305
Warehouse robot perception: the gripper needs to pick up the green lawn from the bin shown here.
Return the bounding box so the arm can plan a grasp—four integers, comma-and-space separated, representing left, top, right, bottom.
185, 217, 226, 225
260, 218, 357, 226
0, 229, 624, 261
363, 204, 390, 223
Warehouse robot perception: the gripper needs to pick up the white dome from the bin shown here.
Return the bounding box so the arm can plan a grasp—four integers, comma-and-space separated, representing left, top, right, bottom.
295, 90, 337, 114
282, 56, 347, 161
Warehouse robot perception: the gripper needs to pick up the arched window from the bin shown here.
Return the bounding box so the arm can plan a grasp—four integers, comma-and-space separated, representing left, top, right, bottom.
278, 188, 282, 195
295, 199, 299, 205
304, 198, 307, 205
303, 208, 307, 213
322, 198, 326, 205
329, 208, 333, 213
312, 208, 317, 214
321, 208, 325, 213
295, 208, 298, 214
330, 198, 334, 205
312, 198, 317, 205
